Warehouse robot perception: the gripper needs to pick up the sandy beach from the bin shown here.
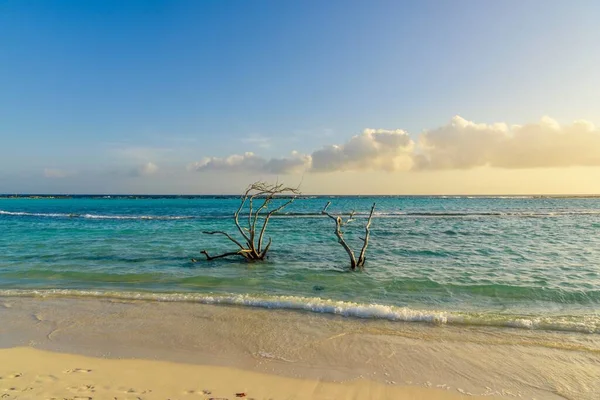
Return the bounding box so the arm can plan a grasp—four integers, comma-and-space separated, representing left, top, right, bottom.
2, 296, 598, 399
0, 346, 499, 400
2, 0, 600, 397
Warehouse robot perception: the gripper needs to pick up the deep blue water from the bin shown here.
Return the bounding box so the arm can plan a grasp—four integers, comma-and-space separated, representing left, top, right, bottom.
1, 196, 599, 332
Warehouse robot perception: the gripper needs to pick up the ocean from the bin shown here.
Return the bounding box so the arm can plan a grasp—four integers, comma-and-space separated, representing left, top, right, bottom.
1, 195, 599, 334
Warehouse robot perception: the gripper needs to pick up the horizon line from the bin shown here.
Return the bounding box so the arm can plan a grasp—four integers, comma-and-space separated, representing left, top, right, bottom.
2, 193, 600, 198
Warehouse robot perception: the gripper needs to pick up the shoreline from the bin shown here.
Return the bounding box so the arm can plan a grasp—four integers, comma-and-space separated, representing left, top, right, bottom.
2, 296, 598, 399
1, 289, 597, 334
4, 194, 600, 198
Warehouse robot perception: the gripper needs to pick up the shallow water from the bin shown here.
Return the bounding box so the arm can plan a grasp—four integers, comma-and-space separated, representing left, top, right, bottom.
1, 195, 600, 333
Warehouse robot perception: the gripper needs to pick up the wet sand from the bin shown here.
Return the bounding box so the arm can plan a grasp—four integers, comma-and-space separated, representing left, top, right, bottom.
2, 296, 599, 399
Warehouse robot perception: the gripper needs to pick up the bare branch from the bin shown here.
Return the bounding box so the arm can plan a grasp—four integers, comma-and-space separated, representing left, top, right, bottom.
199, 181, 300, 262
252, 195, 272, 250
345, 210, 356, 225
202, 231, 245, 249
258, 196, 296, 252
357, 203, 376, 269
234, 187, 253, 244
322, 204, 357, 269
248, 187, 276, 244
198, 249, 252, 261
247, 196, 254, 237
322, 202, 356, 225
260, 237, 272, 258
322, 201, 337, 221
323, 202, 376, 271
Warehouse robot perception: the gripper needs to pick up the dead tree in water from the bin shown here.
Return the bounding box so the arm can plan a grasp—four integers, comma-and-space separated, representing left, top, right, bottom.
321, 202, 376, 271
196, 181, 300, 261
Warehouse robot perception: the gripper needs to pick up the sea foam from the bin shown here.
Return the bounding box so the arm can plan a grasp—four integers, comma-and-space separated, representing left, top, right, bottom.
1, 289, 598, 334
4, 209, 600, 220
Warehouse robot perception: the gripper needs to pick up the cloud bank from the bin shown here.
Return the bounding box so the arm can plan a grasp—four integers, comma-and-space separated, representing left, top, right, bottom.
189, 116, 600, 174
415, 116, 600, 170
311, 128, 414, 172
189, 151, 311, 174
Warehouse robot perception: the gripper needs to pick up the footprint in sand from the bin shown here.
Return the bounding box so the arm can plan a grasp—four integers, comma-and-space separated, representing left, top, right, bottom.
1, 388, 18, 395
47, 397, 92, 400
34, 374, 59, 384
68, 384, 96, 394
0, 373, 22, 379
63, 368, 92, 374
182, 389, 214, 396
120, 387, 152, 397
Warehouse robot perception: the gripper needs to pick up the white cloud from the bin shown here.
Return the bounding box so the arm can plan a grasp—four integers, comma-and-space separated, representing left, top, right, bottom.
190, 128, 414, 174
311, 128, 414, 172
188, 151, 311, 174
189, 116, 600, 175
188, 152, 267, 172
415, 116, 600, 170
264, 151, 312, 174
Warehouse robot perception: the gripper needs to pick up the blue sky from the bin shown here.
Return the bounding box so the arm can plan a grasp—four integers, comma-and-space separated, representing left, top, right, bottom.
1, 1, 599, 194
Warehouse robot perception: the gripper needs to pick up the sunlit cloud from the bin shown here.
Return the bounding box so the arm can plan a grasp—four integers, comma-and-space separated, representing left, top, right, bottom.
189, 128, 414, 174
188, 151, 311, 174
189, 116, 600, 175
311, 128, 414, 172
415, 116, 600, 170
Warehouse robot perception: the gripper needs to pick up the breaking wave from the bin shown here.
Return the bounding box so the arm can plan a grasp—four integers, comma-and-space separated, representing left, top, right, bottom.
0, 210, 193, 220
4, 209, 600, 220
1, 289, 598, 334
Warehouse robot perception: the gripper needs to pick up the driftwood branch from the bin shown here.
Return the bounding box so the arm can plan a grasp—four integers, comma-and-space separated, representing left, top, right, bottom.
322, 202, 376, 271
260, 237, 272, 259
234, 186, 253, 246
258, 196, 296, 253
356, 203, 376, 268
197, 249, 252, 261
322, 202, 357, 268
202, 231, 246, 250
197, 181, 300, 262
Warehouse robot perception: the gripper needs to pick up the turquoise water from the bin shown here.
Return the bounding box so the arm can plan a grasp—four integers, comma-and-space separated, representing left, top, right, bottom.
1, 196, 599, 332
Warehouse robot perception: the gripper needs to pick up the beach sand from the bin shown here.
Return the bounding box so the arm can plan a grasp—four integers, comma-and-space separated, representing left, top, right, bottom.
0, 347, 494, 400
2, 296, 598, 399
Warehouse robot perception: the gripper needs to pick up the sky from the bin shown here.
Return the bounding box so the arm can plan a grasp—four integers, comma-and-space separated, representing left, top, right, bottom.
1, 0, 599, 194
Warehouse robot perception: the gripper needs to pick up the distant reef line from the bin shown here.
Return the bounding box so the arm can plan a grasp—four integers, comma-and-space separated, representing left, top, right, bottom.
2, 194, 600, 200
